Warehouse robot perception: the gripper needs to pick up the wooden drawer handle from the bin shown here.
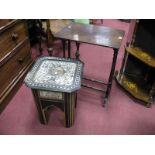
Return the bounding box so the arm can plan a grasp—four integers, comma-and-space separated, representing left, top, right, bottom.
11, 32, 18, 41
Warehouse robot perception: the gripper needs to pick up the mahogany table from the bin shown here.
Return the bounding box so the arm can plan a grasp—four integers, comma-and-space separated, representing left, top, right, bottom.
54, 23, 124, 106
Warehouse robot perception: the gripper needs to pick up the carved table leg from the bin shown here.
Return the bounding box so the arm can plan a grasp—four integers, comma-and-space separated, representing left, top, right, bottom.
38, 34, 43, 55
62, 39, 66, 58
75, 92, 77, 108
68, 40, 71, 58
75, 42, 80, 60
46, 20, 54, 56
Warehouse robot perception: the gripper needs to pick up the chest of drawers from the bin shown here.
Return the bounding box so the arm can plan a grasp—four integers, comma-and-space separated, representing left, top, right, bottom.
0, 19, 33, 113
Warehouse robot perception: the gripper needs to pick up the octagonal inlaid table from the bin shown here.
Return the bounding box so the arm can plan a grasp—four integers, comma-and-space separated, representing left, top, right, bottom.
24, 56, 83, 127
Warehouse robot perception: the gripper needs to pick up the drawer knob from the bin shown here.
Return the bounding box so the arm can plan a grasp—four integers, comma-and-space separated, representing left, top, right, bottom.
11, 32, 18, 41
17, 58, 24, 64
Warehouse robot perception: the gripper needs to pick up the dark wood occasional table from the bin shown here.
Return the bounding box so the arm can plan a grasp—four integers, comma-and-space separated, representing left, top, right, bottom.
54, 23, 125, 106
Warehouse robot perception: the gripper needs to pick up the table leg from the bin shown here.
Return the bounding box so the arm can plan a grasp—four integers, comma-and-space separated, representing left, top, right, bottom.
38, 34, 43, 55
62, 39, 66, 58
103, 48, 118, 106
74, 92, 77, 108
75, 42, 80, 60
32, 90, 48, 124
68, 40, 71, 58
64, 93, 75, 127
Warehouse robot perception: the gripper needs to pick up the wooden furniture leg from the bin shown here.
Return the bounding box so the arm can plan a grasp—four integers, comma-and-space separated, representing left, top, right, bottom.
32, 89, 48, 124
46, 20, 54, 56
75, 42, 80, 60
64, 93, 75, 127
104, 48, 118, 105
68, 40, 71, 58
62, 39, 66, 58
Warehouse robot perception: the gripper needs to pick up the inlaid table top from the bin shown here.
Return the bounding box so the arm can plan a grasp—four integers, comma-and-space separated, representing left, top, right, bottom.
54, 22, 125, 49
24, 57, 84, 93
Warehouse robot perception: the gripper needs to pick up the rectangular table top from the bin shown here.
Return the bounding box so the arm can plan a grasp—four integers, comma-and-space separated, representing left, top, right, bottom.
54, 23, 125, 49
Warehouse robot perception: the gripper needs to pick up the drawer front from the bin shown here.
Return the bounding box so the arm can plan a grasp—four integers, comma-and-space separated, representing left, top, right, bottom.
0, 20, 28, 61
0, 19, 13, 28
0, 41, 32, 95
